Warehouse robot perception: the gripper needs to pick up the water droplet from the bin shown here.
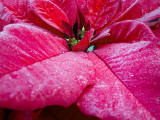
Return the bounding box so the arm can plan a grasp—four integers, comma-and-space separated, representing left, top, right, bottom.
17, 9, 21, 12
81, 80, 86, 84
79, 75, 84, 79
154, 82, 157, 85
156, 97, 160, 103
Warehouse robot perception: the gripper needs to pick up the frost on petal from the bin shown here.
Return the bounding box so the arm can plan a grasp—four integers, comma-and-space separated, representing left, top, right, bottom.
80, 20, 160, 119
77, 81, 156, 120
92, 41, 160, 119
0, 23, 69, 77
0, 1, 12, 23
77, 52, 157, 120
0, 0, 32, 23
76, 0, 120, 30
0, 52, 95, 110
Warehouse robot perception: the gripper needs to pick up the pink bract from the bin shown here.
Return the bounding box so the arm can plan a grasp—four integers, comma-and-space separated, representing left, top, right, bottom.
0, 0, 160, 120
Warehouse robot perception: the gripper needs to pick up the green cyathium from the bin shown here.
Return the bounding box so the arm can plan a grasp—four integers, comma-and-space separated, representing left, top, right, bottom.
66, 26, 85, 49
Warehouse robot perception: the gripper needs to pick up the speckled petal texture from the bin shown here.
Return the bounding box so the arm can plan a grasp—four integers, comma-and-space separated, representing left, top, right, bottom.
0, 0, 160, 119
0, 23, 69, 77
92, 41, 160, 119
0, 51, 96, 110
0, 0, 65, 36
92, 22, 160, 119
76, 21, 160, 120
77, 60, 156, 119
0, 23, 98, 110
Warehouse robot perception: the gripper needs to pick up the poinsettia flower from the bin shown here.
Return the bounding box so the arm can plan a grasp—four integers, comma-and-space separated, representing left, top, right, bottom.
0, 0, 160, 120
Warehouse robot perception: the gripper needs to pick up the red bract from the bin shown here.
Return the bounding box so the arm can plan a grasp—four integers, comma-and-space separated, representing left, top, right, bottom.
136, 7, 160, 39
0, 0, 160, 120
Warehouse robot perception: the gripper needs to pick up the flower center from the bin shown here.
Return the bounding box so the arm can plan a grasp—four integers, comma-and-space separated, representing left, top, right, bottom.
66, 37, 80, 48
79, 26, 85, 39
65, 25, 86, 50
